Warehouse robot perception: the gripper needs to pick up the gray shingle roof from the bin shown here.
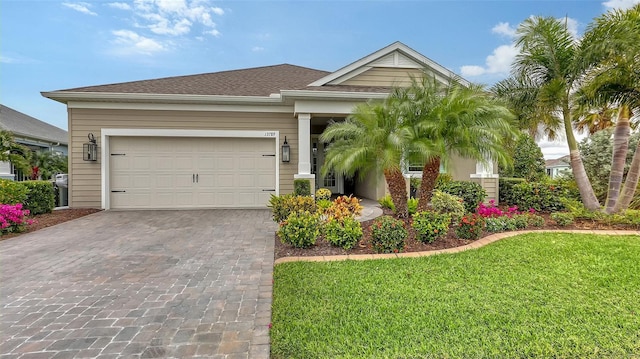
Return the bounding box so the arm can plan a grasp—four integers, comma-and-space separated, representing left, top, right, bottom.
58, 64, 331, 96
0, 105, 68, 145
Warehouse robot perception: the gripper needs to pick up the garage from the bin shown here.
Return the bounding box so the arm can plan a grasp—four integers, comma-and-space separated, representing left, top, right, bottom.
108, 136, 277, 209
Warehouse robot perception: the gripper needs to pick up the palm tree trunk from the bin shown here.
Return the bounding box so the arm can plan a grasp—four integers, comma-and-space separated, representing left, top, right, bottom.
384, 168, 408, 218
417, 157, 440, 212
605, 106, 630, 214
563, 106, 600, 210
613, 139, 640, 213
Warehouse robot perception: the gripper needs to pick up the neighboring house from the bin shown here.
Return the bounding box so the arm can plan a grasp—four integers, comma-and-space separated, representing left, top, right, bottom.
0, 104, 68, 180
42, 41, 498, 210
545, 155, 571, 178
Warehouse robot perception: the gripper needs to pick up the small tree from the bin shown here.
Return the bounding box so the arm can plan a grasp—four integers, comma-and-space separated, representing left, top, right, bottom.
0, 130, 32, 177
499, 134, 545, 181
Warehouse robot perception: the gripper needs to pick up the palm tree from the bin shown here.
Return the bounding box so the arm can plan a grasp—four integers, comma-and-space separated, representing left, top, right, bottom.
498, 16, 600, 210
0, 130, 32, 177
399, 76, 516, 212
321, 97, 409, 218
579, 4, 640, 213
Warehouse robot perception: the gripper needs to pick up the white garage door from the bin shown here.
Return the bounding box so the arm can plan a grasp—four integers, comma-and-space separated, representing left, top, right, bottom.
109, 136, 276, 209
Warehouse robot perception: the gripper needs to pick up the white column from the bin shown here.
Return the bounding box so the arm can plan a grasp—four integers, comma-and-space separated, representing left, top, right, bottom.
296, 113, 312, 175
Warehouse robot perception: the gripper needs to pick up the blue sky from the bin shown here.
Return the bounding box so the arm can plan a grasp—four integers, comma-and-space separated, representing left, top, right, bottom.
2, 0, 639, 158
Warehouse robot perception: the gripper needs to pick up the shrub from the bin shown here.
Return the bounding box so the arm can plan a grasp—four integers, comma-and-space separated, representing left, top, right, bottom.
325, 195, 362, 221
371, 216, 407, 253
408, 197, 418, 216
498, 177, 526, 205
429, 190, 465, 225
527, 214, 546, 227
510, 181, 565, 212
0, 179, 28, 205
485, 216, 516, 233
476, 200, 520, 218
21, 181, 55, 215
455, 213, 485, 240
551, 212, 574, 226
378, 195, 395, 211
277, 211, 320, 248
315, 188, 332, 201
560, 197, 604, 220
435, 173, 453, 189
293, 179, 311, 196
268, 194, 316, 223
0, 203, 32, 235
316, 199, 332, 213
323, 217, 363, 250
412, 211, 451, 243
512, 214, 529, 229
437, 181, 486, 213
498, 133, 546, 181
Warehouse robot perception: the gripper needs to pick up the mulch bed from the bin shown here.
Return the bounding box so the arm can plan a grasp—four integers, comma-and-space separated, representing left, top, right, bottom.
274, 209, 639, 260
0, 208, 102, 241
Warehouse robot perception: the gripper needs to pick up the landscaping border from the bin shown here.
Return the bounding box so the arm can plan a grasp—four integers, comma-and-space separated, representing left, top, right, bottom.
274, 229, 640, 264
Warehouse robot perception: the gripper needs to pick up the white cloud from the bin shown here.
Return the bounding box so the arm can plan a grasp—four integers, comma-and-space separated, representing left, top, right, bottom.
62, 2, 97, 16
108, 2, 132, 10
491, 22, 516, 38
603, 0, 640, 9
112, 29, 167, 55
252, 46, 265, 52
461, 44, 518, 77
0, 56, 18, 64
128, 0, 224, 37
561, 17, 579, 39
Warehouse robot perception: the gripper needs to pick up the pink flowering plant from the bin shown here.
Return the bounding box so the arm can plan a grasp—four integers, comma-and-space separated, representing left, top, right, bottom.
476, 200, 543, 233
0, 203, 34, 235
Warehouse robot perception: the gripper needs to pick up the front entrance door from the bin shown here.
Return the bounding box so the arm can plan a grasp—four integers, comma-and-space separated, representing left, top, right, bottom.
311, 137, 343, 194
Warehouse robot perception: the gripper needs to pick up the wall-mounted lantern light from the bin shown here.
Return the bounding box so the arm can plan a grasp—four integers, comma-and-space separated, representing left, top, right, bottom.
83, 133, 97, 161
312, 142, 317, 156
281, 136, 290, 163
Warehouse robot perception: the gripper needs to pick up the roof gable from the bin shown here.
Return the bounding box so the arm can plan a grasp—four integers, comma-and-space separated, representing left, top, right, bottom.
308, 41, 468, 87
0, 105, 68, 145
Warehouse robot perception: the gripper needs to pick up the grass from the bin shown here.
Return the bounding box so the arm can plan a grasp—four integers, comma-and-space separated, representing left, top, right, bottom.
271, 233, 640, 358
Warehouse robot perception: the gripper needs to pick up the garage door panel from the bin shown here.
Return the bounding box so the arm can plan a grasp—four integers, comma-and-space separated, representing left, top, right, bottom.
109, 136, 276, 209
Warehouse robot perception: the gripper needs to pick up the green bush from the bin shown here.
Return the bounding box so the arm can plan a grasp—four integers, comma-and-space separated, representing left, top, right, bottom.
510, 181, 565, 212
435, 173, 453, 189
512, 214, 529, 229
323, 217, 363, 250
455, 213, 485, 240
325, 195, 362, 221
412, 211, 451, 243
498, 177, 527, 205
315, 188, 332, 201
293, 179, 311, 196
0, 179, 28, 205
527, 214, 546, 227
485, 216, 516, 233
371, 216, 407, 253
22, 181, 55, 215
277, 211, 320, 248
316, 199, 332, 213
560, 197, 604, 220
408, 197, 418, 216
551, 212, 574, 226
268, 194, 316, 223
430, 190, 465, 225
378, 195, 395, 211
437, 181, 486, 213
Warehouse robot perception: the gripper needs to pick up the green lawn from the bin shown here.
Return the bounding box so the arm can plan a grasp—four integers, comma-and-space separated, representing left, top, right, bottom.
271, 233, 640, 358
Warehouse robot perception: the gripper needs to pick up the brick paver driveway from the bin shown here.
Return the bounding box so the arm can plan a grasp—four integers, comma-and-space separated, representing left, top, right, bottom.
0, 210, 276, 359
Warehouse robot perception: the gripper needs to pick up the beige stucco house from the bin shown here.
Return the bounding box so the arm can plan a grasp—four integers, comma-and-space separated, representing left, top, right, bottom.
42, 42, 498, 210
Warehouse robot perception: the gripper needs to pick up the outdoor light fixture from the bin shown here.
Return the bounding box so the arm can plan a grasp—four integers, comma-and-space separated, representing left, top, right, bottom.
281, 136, 290, 163
312, 142, 317, 156
83, 133, 97, 161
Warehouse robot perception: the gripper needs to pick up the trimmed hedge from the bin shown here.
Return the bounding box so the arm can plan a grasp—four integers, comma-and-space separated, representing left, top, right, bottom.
293, 179, 311, 196
0, 179, 55, 215
437, 181, 486, 213
499, 177, 527, 205
22, 181, 55, 215
0, 179, 28, 205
